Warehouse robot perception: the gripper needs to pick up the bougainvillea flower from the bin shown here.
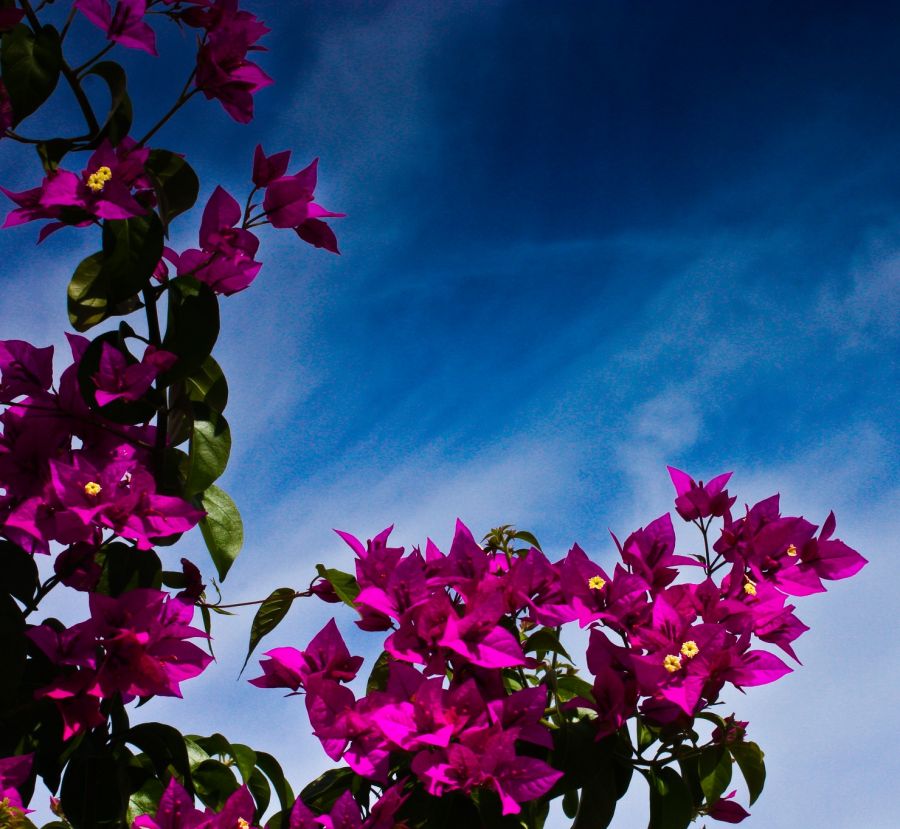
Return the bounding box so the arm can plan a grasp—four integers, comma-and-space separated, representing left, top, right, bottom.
0, 339, 54, 402
133, 777, 258, 829
75, 0, 158, 55
0, 753, 33, 814
262, 158, 344, 252
48, 448, 205, 548
252, 144, 291, 187
92, 343, 177, 406
411, 725, 562, 815
250, 619, 363, 691
618, 514, 695, 592
31, 589, 212, 705
168, 186, 262, 294
132, 777, 208, 829
195, 2, 272, 123
707, 790, 751, 823
667, 466, 736, 522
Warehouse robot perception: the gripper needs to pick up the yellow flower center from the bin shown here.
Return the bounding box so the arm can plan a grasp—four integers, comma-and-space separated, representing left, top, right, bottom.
86, 165, 112, 192
663, 654, 682, 673
680, 640, 699, 658
84, 481, 102, 497
237, 820, 250, 829
743, 578, 757, 596
588, 575, 606, 590
786, 543, 798, 557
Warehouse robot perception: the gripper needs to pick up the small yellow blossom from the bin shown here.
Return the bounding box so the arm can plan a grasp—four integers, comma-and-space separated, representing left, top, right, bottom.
84, 481, 102, 497
588, 575, 606, 590
743, 578, 757, 596
786, 544, 798, 557
680, 640, 699, 658
663, 654, 682, 673
86, 166, 112, 192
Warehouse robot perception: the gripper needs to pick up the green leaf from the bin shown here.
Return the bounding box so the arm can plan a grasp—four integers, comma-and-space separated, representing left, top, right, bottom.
228, 743, 257, 784
120, 722, 192, 785
314, 565, 359, 607
299, 767, 356, 813
184, 403, 231, 495
67, 252, 109, 332
85, 61, 132, 146
247, 768, 271, 821
573, 774, 616, 829
524, 627, 571, 661
366, 650, 392, 693
729, 741, 765, 805
241, 587, 297, 674
646, 767, 693, 829
66, 214, 165, 332
162, 277, 220, 378
60, 744, 128, 829
698, 745, 732, 806
185, 356, 228, 413
1, 24, 61, 123
95, 543, 162, 596
101, 214, 164, 304
555, 673, 595, 702
199, 485, 243, 581
126, 778, 164, 825
0, 540, 39, 605
192, 759, 239, 811
254, 751, 294, 813
512, 530, 542, 550
562, 789, 579, 819
146, 149, 200, 228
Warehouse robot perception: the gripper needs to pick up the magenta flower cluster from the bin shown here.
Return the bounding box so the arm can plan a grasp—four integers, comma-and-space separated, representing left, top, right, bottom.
251, 469, 866, 822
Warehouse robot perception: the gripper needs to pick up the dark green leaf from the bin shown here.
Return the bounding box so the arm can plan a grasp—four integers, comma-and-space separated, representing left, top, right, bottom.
698, 746, 732, 806
67, 252, 108, 332
228, 743, 257, 784
162, 277, 220, 379
60, 743, 128, 829
366, 650, 392, 693
127, 778, 164, 825
192, 759, 239, 811
146, 149, 200, 228
555, 673, 595, 702
85, 61, 132, 146
562, 789, 579, 819
241, 587, 297, 674
0, 540, 39, 605
95, 543, 162, 596
254, 752, 294, 813
299, 767, 356, 813
101, 214, 164, 304
573, 773, 616, 829
1, 24, 61, 123
199, 485, 243, 581
512, 530, 542, 550
184, 403, 231, 495
646, 767, 693, 829
729, 741, 765, 805
314, 565, 359, 606
524, 628, 571, 661
120, 722, 192, 785
247, 768, 271, 821
185, 356, 228, 412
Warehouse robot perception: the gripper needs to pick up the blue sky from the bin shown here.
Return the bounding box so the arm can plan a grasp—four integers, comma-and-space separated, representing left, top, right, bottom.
1, 1, 898, 827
